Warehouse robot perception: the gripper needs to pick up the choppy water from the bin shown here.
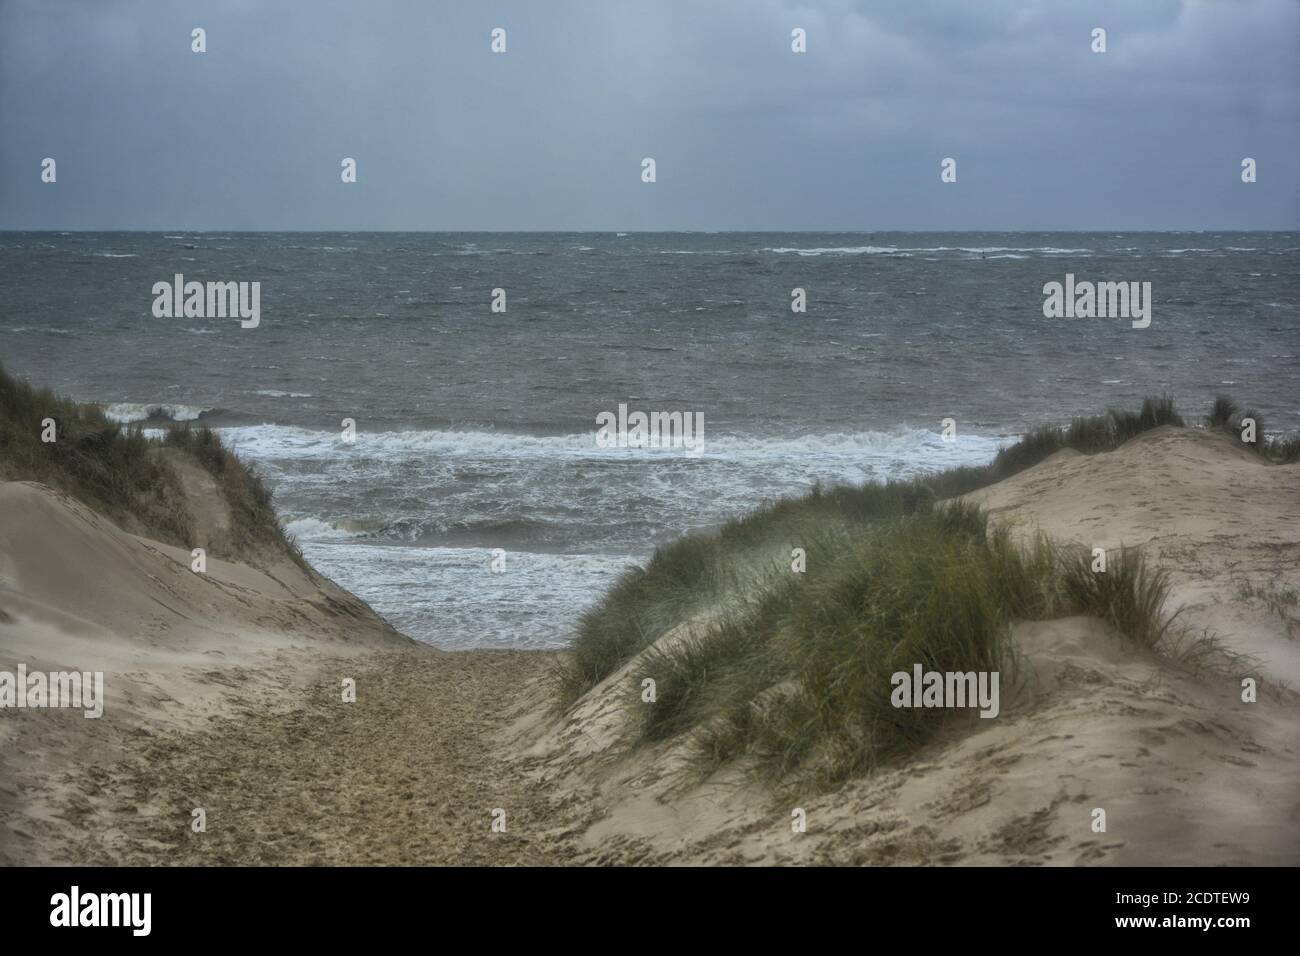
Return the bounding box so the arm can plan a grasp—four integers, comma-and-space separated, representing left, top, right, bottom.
2, 232, 1297, 647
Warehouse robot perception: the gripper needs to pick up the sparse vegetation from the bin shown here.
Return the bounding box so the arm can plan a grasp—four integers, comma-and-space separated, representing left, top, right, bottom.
0, 364, 303, 568
1059, 545, 1179, 650
1207, 395, 1238, 429
1205, 394, 1300, 463
1235, 578, 1300, 638
163, 425, 307, 567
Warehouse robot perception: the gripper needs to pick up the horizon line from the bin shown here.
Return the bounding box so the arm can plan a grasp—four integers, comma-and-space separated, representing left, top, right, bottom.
2, 228, 1297, 235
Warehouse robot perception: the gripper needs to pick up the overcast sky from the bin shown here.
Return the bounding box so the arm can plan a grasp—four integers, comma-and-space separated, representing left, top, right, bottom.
1, 0, 1296, 231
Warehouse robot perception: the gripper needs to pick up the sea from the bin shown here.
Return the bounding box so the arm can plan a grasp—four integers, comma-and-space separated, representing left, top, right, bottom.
2, 231, 1297, 648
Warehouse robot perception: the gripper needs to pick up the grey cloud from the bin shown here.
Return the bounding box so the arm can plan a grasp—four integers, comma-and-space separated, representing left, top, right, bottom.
1, 0, 1295, 230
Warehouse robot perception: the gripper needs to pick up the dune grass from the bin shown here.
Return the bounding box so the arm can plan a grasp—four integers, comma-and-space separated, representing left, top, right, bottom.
637, 506, 1015, 777
558, 395, 1187, 705
628, 505, 1177, 789
1205, 394, 1300, 463
0, 364, 303, 567
0, 364, 196, 545
162, 425, 307, 568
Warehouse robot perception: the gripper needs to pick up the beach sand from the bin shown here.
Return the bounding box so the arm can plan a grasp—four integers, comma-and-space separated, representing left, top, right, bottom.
2, 426, 1298, 865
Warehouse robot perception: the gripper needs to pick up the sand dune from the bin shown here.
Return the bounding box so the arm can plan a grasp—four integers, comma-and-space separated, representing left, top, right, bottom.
0, 481, 411, 864
499, 426, 1300, 865
2, 424, 1298, 865
965, 426, 1300, 687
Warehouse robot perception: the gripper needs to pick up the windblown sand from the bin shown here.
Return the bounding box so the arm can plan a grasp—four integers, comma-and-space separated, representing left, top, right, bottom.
2, 426, 1297, 865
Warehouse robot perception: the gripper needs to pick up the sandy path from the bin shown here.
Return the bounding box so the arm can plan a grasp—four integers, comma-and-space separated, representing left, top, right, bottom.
38, 620, 1300, 868
53, 648, 579, 866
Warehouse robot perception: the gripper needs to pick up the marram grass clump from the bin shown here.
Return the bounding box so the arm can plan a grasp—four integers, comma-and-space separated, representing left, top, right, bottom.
627, 505, 1175, 790
1205, 394, 1300, 464
163, 425, 307, 568
0, 364, 194, 545
0, 364, 304, 568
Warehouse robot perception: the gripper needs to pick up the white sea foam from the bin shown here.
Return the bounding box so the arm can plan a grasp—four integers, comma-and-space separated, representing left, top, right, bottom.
250, 423, 1008, 649
284, 517, 357, 541
103, 402, 209, 423
765, 245, 904, 256
763, 245, 1092, 257
219, 423, 1004, 471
